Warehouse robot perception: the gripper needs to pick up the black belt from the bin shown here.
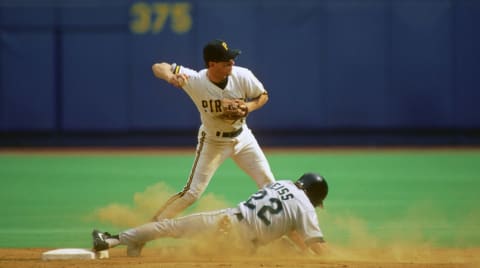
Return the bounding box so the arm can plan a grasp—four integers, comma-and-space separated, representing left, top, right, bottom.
216, 127, 243, 138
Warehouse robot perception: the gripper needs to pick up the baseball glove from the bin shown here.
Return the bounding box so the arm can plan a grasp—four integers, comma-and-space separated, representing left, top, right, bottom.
220, 98, 249, 120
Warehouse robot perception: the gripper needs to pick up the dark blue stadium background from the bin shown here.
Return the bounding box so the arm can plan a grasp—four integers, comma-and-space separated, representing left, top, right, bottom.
1, 0, 479, 146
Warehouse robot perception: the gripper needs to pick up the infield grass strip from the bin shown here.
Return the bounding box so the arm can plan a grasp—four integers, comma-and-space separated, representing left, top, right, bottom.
0, 149, 479, 248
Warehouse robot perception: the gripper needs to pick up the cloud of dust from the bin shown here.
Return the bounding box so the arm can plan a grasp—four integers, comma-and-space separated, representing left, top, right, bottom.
146, 224, 312, 260
91, 182, 232, 228
317, 201, 480, 264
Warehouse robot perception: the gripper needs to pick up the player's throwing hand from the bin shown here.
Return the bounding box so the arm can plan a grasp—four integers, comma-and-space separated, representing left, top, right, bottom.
168, 73, 188, 88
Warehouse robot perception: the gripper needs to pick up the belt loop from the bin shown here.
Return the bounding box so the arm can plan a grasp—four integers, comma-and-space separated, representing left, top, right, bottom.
216, 131, 221, 137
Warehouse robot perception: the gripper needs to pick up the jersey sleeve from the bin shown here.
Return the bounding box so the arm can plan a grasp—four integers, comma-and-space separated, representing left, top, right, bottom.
296, 209, 325, 245
171, 63, 198, 77
241, 68, 267, 99
171, 63, 200, 92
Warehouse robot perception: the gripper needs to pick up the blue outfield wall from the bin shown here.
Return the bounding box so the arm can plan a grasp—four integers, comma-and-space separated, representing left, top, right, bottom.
0, 0, 479, 146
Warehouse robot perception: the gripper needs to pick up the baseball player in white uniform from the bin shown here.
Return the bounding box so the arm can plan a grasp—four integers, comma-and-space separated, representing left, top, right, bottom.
92, 173, 329, 256
150, 39, 275, 221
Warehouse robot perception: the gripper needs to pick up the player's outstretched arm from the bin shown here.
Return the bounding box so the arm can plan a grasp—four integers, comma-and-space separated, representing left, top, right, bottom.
152, 62, 173, 81
287, 231, 328, 255
287, 230, 308, 251
152, 62, 187, 88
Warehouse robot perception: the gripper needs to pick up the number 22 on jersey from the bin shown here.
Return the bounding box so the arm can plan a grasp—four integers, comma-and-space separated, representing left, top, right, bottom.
242, 184, 294, 226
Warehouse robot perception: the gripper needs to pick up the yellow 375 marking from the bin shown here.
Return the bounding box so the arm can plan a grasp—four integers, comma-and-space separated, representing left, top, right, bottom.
130, 2, 192, 35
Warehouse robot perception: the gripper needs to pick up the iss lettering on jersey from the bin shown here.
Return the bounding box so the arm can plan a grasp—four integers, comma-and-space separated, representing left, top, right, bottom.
267, 182, 295, 201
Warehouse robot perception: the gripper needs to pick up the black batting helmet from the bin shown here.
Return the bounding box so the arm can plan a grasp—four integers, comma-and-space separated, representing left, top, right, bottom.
295, 173, 328, 207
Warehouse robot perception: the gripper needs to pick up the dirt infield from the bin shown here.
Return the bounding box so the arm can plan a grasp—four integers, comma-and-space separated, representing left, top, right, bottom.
1, 247, 479, 268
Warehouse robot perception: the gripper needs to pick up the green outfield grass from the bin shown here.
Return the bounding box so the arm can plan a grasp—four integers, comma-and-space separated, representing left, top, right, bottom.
0, 148, 479, 249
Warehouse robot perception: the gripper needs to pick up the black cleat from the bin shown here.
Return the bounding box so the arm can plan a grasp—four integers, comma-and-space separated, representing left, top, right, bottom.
92, 229, 111, 251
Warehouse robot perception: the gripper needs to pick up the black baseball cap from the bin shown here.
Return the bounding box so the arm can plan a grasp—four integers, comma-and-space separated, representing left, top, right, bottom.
203, 39, 241, 63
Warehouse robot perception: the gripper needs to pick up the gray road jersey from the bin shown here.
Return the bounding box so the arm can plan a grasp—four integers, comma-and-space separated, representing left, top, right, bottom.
237, 180, 324, 245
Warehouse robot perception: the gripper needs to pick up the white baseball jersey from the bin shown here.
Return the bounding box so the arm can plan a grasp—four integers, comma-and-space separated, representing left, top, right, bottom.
238, 180, 324, 246
173, 64, 266, 135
